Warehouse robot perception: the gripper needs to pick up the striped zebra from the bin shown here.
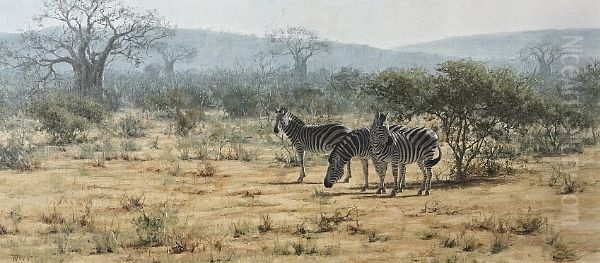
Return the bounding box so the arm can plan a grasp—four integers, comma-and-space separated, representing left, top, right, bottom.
274, 107, 356, 183
369, 112, 442, 196
323, 125, 408, 191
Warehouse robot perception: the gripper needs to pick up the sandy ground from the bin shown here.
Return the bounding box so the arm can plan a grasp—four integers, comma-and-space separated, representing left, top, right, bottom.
0, 113, 599, 263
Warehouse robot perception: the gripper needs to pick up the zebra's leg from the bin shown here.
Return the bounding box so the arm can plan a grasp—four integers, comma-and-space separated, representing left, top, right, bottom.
398, 164, 406, 193
360, 158, 369, 192
389, 161, 399, 197
375, 161, 387, 194
296, 149, 306, 183
343, 159, 352, 183
417, 162, 426, 196
424, 165, 433, 196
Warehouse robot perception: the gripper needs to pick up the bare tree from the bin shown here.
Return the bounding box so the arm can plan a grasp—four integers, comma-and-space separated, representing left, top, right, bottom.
11, 0, 172, 97
519, 42, 565, 80
0, 42, 10, 68
154, 43, 198, 75
266, 27, 328, 80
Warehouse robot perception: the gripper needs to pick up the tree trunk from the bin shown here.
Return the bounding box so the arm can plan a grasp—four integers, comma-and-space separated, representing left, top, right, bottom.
539, 61, 552, 80
163, 60, 175, 76
74, 63, 104, 98
455, 154, 467, 182
293, 59, 307, 81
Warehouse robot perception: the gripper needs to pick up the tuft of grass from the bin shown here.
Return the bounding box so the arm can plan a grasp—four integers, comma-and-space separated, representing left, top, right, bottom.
316, 207, 355, 233
291, 240, 318, 256
272, 239, 291, 255
169, 228, 199, 254
552, 242, 577, 261
92, 229, 119, 254
440, 234, 457, 248
198, 161, 219, 177
367, 228, 389, 242
295, 222, 307, 235
257, 214, 273, 233
490, 232, 510, 254
347, 220, 365, 235
42, 204, 65, 225
119, 192, 146, 211
416, 229, 438, 240
0, 222, 7, 235
461, 235, 479, 252
133, 205, 176, 247
466, 213, 511, 233
8, 206, 22, 234
312, 188, 327, 199
230, 221, 252, 238
512, 208, 546, 235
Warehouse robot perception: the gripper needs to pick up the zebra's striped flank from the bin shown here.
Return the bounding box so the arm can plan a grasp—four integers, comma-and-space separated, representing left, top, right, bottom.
274, 107, 354, 183
369, 112, 441, 196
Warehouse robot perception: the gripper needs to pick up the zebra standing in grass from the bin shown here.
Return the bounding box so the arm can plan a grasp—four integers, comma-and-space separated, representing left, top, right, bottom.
369, 112, 442, 196
273, 107, 357, 183
323, 125, 408, 191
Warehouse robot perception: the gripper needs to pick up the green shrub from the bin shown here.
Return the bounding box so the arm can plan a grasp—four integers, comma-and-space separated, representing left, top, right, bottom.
0, 140, 27, 170
133, 206, 176, 247
92, 229, 119, 253
175, 108, 203, 136
27, 93, 105, 145
119, 115, 146, 138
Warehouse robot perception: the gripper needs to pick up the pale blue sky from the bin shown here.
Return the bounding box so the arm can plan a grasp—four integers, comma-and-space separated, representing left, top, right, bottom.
1, 0, 599, 48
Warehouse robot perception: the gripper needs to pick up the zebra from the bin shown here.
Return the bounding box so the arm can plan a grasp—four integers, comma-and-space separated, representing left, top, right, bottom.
369, 112, 442, 196
323, 125, 409, 191
274, 107, 357, 183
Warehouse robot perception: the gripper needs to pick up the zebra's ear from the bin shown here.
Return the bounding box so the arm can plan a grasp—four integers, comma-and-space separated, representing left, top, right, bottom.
280, 107, 288, 113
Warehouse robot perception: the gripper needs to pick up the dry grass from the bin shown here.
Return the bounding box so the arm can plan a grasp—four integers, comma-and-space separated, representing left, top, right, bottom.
0, 111, 597, 262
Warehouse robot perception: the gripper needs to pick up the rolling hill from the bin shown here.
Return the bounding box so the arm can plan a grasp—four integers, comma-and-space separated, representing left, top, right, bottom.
2, 28, 599, 73
394, 28, 600, 61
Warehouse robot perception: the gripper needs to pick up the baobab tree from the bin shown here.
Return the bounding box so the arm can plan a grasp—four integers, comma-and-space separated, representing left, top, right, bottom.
12, 0, 172, 98
266, 27, 329, 81
154, 43, 198, 76
519, 42, 565, 80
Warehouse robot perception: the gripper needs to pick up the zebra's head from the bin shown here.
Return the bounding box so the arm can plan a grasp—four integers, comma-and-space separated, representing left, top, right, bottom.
324, 154, 344, 188
273, 107, 290, 134
370, 112, 394, 146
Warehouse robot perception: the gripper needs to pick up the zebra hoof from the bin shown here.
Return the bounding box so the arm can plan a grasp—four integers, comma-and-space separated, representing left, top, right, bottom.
417, 190, 423, 196
342, 178, 350, 183
424, 190, 430, 196
388, 191, 397, 197
376, 188, 386, 194
296, 177, 304, 183
360, 186, 367, 192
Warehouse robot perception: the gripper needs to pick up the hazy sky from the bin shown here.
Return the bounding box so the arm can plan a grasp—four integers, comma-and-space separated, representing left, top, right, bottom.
1, 0, 599, 48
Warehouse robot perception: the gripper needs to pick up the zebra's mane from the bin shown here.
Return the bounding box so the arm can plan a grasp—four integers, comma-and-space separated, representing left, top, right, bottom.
285, 112, 306, 127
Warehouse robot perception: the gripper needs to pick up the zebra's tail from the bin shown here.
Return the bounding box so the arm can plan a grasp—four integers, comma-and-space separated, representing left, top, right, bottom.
425, 146, 442, 167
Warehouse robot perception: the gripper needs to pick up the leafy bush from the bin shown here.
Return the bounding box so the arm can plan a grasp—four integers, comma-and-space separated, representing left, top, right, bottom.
512, 209, 546, 235
221, 85, 261, 117
490, 233, 510, 254
27, 93, 105, 145
0, 133, 39, 170
133, 206, 176, 247
119, 114, 146, 138
366, 61, 543, 181
175, 108, 203, 136
93, 229, 119, 253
